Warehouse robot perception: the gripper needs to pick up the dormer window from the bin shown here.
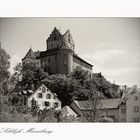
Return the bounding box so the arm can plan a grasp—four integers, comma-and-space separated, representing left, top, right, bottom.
42, 86, 46, 93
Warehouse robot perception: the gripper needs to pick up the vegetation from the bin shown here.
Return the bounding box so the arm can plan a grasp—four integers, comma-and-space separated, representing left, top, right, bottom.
0, 45, 120, 122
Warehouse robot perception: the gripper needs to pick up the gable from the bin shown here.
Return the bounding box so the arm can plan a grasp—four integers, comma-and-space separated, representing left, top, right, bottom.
22, 48, 36, 61
46, 27, 63, 50
28, 84, 60, 102
47, 27, 63, 42
63, 30, 75, 47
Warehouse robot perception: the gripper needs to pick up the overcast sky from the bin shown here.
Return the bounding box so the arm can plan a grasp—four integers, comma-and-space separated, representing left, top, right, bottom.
0, 18, 140, 86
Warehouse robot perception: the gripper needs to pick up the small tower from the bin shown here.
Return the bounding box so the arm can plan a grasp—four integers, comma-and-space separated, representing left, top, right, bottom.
57, 30, 75, 74
22, 47, 36, 61
63, 29, 75, 52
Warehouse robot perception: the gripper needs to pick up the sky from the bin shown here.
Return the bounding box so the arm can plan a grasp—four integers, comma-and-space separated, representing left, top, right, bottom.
0, 18, 140, 86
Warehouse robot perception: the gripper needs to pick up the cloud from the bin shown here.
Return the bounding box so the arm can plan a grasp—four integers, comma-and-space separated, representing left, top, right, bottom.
81, 43, 140, 86
9, 54, 21, 74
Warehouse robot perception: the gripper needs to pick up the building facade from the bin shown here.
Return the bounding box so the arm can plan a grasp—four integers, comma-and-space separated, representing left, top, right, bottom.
27, 84, 61, 110
22, 27, 93, 75
126, 91, 140, 122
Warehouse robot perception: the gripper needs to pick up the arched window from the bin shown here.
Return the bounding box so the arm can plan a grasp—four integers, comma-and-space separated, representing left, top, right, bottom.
38, 93, 43, 98
46, 94, 51, 99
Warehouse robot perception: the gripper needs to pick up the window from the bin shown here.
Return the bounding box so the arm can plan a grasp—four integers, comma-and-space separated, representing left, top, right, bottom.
134, 96, 138, 101
42, 86, 46, 93
134, 106, 139, 113
31, 98, 37, 106
48, 58, 50, 63
134, 118, 139, 122
44, 101, 50, 107
46, 94, 51, 99
64, 59, 67, 65
38, 93, 43, 98
121, 109, 126, 114
121, 119, 126, 122
53, 102, 59, 108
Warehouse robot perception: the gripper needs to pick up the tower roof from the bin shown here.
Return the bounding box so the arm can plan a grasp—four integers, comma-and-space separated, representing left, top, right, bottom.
22, 48, 36, 60
61, 40, 73, 50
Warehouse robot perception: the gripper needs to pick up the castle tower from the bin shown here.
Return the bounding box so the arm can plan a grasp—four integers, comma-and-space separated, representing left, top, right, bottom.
57, 30, 75, 74
22, 27, 93, 75
45, 27, 75, 75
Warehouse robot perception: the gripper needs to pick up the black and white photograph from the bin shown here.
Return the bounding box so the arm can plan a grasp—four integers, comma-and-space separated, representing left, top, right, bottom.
0, 17, 140, 123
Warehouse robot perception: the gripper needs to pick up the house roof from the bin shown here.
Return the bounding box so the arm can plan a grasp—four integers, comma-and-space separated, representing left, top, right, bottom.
100, 98, 121, 109
73, 100, 90, 110
12, 82, 59, 100
73, 98, 121, 110
36, 48, 59, 58
61, 41, 73, 50
27, 83, 59, 99
60, 106, 78, 116
73, 54, 93, 67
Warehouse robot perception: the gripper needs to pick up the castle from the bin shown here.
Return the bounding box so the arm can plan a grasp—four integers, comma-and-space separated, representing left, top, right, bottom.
22, 27, 93, 75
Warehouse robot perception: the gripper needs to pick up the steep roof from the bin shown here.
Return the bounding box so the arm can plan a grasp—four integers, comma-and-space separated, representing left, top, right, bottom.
61, 40, 73, 50
22, 48, 36, 60
73, 54, 93, 67
73, 100, 90, 110
60, 106, 78, 116
63, 29, 75, 47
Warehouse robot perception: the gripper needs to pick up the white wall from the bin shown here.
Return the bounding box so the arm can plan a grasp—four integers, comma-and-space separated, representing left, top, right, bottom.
126, 92, 140, 122
27, 84, 61, 110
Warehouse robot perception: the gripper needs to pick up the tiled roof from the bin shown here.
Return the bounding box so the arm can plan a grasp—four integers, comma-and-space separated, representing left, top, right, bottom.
73, 98, 121, 110
60, 106, 78, 116
61, 41, 73, 50
36, 48, 59, 58
100, 98, 121, 109
73, 54, 93, 67
73, 100, 92, 110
